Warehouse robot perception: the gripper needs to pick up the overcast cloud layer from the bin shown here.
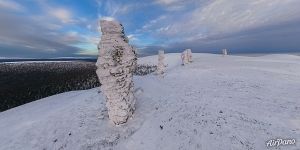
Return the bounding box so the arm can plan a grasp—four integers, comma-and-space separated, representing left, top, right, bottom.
0, 0, 299, 58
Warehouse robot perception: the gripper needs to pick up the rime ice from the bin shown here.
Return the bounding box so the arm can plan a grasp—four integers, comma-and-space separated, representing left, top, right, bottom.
96, 19, 137, 125
157, 50, 165, 75
222, 49, 228, 56
181, 49, 192, 66
186, 49, 193, 62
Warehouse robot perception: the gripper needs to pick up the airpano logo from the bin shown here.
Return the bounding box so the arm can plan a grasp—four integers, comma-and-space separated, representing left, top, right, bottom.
266, 138, 296, 147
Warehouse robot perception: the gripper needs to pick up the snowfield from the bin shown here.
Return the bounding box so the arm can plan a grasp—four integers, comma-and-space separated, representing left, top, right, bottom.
0, 53, 300, 150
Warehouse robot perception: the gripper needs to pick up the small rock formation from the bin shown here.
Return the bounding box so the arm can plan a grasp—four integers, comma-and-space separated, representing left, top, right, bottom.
96, 19, 137, 125
222, 49, 228, 56
186, 49, 193, 62
181, 50, 189, 65
157, 50, 165, 75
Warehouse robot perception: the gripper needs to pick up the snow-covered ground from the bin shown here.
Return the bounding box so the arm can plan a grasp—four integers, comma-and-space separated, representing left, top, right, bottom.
0, 53, 299, 150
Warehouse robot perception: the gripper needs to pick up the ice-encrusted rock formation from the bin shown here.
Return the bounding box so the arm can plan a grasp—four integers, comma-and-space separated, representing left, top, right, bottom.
181, 49, 192, 65
96, 19, 137, 125
222, 49, 228, 56
157, 50, 165, 75
181, 50, 189, 65
186, 49, 192, 63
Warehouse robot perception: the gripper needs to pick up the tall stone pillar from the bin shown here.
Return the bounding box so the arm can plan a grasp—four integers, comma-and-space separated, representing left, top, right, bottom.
157, 50, 165, 75
222, 49, 228, 56
181, 50, 189, 65
96, 19, 137, 125
186, 49, 192, 62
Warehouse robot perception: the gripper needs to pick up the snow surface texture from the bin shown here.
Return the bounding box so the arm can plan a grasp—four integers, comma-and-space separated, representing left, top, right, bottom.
1, 53, 300, 150
96, 20, 137, 125
157, 50, 165, 76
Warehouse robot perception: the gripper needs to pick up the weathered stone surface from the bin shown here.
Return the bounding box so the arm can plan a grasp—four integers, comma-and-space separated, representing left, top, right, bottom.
186, 49, 192, 62
222, 49, 228, 56
96, 19, 137, 125
157, 50, 165, 75
181, 50, 189, 65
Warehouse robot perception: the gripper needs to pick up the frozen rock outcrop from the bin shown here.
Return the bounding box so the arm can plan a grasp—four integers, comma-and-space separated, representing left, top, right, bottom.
96, 19, 137, 125
181, 50, 189, 65
157, 50, 165, 75
222, 49, 228, 56
186, 49, 193, 62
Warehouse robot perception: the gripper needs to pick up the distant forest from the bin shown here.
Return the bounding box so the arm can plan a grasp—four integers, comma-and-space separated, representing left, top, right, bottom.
0, 62, 156, 112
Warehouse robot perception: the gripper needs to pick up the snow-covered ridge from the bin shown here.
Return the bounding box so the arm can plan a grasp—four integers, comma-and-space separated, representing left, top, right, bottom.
0, 53, 299, 150
0, 57, 32, 59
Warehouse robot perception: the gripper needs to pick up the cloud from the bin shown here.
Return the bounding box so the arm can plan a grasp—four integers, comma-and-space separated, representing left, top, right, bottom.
0, 0, 102, 58
61, 31, 82, 44
156, 0, 182, 5
96, 0, 136, 17
1, 0, 300, 58
155, 0, 202, 11
0, 12, 83, 58
172, 0, 299, 39
134, 0, 300, 54
143, 0, 300, 43
155, 0, 186, 10
49, 8, 73, 23
0, 0, 24, 12
140, 15, 167, 32
161, 20, 300, 54
127, 34, 140, 43
36, 0, 80, 24
101, 16, 115, 21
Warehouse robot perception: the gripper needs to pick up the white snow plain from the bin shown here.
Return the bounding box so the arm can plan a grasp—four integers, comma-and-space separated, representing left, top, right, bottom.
0, 53, 299, 150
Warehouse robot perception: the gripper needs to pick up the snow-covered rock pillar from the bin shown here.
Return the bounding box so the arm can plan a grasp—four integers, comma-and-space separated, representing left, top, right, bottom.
157, 50, 165, 75
222, 49, 228, 56
181, 50, 189, 65
96, 19, 137, 125
186, 49, 192, 62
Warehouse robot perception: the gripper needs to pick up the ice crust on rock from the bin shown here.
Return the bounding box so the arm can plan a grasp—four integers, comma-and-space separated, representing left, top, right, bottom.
181, 50, 188, 65
186, 49, 192, 62
96, 19, 137, 125
222, 49, 228, 56
181, 49, 192, 65
157, 50, 165, 75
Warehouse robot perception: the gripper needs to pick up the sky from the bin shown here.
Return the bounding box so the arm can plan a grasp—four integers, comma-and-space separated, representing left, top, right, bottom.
0, 0, 300, 58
